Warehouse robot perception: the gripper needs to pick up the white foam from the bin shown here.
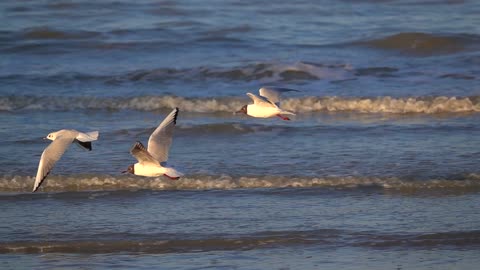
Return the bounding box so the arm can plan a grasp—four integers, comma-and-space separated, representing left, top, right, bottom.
1, 174, 479, 192
282, 96, 480, 114
1, 95, 479, 114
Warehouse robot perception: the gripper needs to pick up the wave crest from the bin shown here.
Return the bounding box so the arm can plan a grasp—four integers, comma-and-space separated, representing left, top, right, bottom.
1, 174, 479, 192
21, 26, 100, 40
1, 62, 348, 82
1, 95, 479, 114
362, 32, 480, 55
283, 96, 480, 114
2, 229, 480, 253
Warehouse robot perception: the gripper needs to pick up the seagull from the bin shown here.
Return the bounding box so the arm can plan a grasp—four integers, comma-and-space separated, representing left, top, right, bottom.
236, 87, 299, 120
123, 107, 184, 180
33, 129, 99, 192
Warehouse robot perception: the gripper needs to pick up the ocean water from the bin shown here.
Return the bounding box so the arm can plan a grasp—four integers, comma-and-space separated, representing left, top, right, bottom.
1, 0, 480, 269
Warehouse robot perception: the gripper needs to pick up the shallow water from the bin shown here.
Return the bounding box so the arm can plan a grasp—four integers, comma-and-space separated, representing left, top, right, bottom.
1, 0, 479, 269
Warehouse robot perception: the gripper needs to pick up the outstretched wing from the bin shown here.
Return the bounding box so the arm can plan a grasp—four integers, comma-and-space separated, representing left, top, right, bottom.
246, 92, 276, 108
130, 141, 160, 165
259, 87, 300, 105
33, 136, 74, 192
147, 108, 179, 163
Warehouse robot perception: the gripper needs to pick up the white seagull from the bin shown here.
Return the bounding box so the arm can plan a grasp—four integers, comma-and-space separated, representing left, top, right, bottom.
33, 129, 99, 192
123, 107, 184, 179
236, 87, 299, 120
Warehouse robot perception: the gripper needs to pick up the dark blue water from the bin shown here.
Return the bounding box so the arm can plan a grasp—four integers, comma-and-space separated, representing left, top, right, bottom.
1, 0, 480, 269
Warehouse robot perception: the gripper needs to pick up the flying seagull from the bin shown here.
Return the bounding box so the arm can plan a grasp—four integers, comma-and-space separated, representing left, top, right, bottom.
236, 87, 299, 120
33, 129, 99, 192
123, 107, 184, 179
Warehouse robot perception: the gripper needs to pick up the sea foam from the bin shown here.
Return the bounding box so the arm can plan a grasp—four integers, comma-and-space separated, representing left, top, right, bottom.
1, 174, 479, 192
1, 95, 479, 114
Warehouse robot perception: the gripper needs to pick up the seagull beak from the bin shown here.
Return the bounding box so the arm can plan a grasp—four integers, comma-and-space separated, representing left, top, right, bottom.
121, 170, 127, 174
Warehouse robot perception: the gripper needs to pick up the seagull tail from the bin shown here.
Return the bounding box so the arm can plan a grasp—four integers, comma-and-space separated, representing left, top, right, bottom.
164, 167, 184, 179
279, 110, 296, 116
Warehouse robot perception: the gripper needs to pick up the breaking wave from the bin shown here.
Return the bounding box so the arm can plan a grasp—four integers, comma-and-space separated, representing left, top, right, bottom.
1, 229, 479, 254
360, 32, 480, 55
1, 95, 479, 114
20, 26, 100, 40
1, 174, 479, 193
177, 123, 287, 135
0, 61, 349, 82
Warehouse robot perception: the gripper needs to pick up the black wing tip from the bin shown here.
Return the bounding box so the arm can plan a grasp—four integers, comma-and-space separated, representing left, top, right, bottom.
131, 141, 146, 152
32, 173, 49, 193
173, 107, 179, 125
134, 141, 145, 148
76, 140, 92, 151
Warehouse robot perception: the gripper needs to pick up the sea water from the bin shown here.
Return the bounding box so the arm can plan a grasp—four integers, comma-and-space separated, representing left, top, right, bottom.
1, 0, 479, 269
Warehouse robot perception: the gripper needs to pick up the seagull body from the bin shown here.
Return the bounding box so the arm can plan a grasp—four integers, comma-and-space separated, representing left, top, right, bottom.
124, 107, 183, 179
237, 87, 299, 120
33, 129, 99, 192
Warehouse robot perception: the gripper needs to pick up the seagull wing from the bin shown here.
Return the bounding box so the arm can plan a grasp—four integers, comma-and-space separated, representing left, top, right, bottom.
259, 87, 300, 105
33, 136, 74, 192
147, 108, 179, 163
246, 92, 276, 108
130, 141, 160, 165
74, 131, 99, 151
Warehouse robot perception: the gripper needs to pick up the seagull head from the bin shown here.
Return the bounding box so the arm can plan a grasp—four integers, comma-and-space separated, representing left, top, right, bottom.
122, 164, 135, 174
45, 131, 59, 141
236, 105, 248, 115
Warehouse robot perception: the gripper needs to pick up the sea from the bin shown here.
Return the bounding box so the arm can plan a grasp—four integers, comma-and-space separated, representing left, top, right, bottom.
1, 0, 479, 269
